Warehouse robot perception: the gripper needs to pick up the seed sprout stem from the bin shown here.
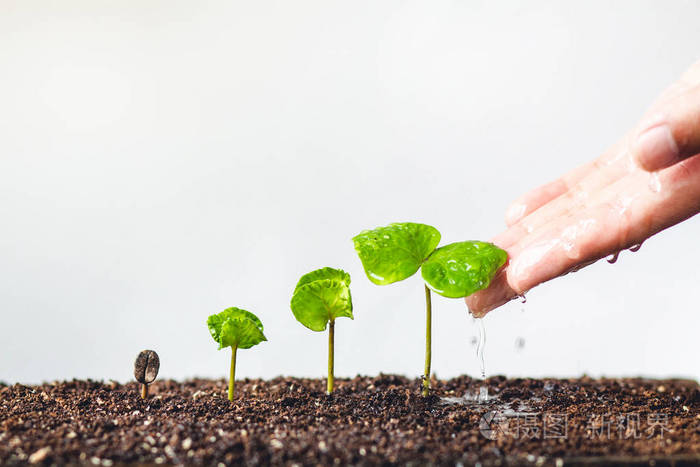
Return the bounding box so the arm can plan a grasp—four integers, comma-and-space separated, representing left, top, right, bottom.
327, 319, 335, 394
229, 344, 238, 401
423, 284, 432, 397
141, 384, 148, 399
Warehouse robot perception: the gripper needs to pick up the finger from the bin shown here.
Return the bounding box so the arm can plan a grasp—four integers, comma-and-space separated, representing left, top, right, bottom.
469, 153, 700, 316
632, 84, 700, 172
504, 162, 597, 227
504, 179, 568, 226
465, 269, 517, 318
507, 154, 700, 293
482, 144, 631, 312
504, 136, 631, 227
497, 137, 632, 249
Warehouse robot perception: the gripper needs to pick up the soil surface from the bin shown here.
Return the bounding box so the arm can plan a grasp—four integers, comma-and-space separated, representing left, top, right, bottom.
1, 375, 699, 466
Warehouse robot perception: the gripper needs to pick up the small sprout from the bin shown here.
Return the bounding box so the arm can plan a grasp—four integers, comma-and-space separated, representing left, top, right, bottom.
207, 307, 267, 401
353, 223, 507, 396
290, 267, 353, 394
134, 350, 160, 399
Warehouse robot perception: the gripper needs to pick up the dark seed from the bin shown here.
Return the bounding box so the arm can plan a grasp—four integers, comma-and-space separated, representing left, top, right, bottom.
134, 350, 160, 384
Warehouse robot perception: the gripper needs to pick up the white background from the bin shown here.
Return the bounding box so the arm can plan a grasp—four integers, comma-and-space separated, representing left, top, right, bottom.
1, 1, 698, 385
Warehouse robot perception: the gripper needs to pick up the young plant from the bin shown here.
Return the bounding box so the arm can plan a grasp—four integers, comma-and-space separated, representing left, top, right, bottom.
207, 307, 267, 401
353, 222, 506, 396
290, 267, 353, 394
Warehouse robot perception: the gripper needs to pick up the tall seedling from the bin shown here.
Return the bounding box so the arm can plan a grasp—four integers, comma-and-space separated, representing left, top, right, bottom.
353, 222, 506, 396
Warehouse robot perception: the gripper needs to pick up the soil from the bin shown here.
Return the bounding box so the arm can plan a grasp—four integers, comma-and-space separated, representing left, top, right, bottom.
1, 375, 698, 466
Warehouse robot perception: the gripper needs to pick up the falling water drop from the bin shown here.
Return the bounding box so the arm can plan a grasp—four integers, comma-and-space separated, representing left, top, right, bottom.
476, 318, 486, 379
515, 337, 526, 351
518, 294, 527, 304
606, 251, 620, 264
629, 243, 643, 252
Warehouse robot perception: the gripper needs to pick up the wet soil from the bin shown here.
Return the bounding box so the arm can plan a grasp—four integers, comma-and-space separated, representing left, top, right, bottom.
1, 375, 698, 466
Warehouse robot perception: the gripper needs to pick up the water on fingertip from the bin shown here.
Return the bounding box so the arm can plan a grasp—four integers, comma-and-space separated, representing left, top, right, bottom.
606, 251, 620, 264
629, 243, 643, 252
649, 172, 661, 193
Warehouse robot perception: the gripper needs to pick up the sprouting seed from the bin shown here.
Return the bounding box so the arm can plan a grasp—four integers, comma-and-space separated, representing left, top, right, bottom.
134, 350, 160, 399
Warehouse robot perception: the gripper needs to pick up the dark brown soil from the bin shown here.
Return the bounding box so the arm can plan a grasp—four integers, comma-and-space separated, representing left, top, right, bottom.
1, 375, 699, 466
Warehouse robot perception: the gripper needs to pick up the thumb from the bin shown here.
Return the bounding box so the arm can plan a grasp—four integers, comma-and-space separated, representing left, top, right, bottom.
632, 83, 700, 172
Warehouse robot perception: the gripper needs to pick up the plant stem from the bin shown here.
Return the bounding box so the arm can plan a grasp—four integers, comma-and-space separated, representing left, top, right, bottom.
327, 319, 335, 395
423, 284, 432, 397
229, 345, 238, 401
141, 383, 148, 399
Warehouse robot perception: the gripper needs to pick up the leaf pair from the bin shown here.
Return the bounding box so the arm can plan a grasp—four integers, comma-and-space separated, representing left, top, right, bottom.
207, 307, 267, 350
353, 222, 507, 298
290, 267, 353, 331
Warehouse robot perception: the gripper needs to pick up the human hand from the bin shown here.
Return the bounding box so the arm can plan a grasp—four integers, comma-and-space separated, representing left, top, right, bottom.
466, 60, 700, 317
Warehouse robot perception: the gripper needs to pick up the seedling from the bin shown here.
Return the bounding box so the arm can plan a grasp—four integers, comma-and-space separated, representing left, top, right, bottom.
207, 307, 267, 401
134, 349, 160, 399
290, 267, 353, 394
353, 222, 506, 396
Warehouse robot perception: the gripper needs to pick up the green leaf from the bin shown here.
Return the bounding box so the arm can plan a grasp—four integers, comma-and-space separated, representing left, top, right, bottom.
421, 241, 507, 298
352, 222, 441, 285
294, 267, 351, 294
290, 268, 353, 332
207, 307, 267, 350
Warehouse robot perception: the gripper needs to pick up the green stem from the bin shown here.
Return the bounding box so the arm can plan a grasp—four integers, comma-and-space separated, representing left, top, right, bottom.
423, 284, 432, 397
229, 345, 237, 401
327, 319, 335, 394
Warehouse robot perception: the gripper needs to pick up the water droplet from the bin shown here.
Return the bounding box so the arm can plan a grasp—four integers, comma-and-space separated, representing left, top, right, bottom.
469, 336, 478, 347
476, 318, 486, 379
515, 337, 525, 351
629, 243, 642, 252
478, 386, 489, 403
606, 251, 620, 264
518, 294, 527, 304
649, 173, 661, 193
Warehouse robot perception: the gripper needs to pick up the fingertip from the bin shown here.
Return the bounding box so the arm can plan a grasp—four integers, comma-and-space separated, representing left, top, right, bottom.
464, 269, 518, 317
632, 123, 680, 172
